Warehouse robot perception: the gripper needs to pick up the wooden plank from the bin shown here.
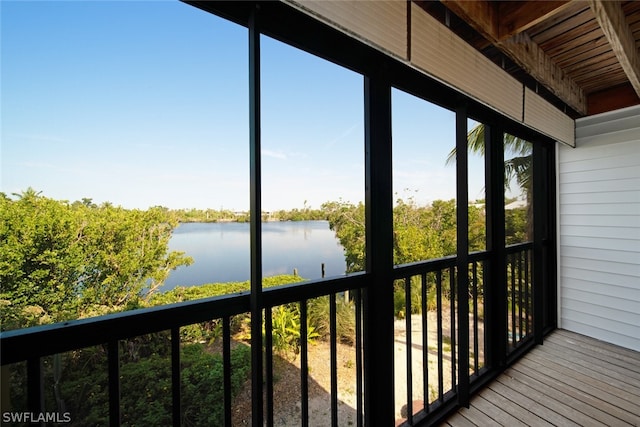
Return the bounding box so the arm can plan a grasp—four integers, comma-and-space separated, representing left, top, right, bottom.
488, 380, 580, 427
548, 330, 640, 369
449, 330, 640, 425
506, 366, 626, 426
542, 339, 640, 383
456, 404, 495, 425
589, 0, 640, 97
570, 56, 621, 80
518, 355, 640, 425
546, 27, 606, 59
512, 362, 637, 425
535, 10, 600, 48
495, 374, 604, 426
535, 349, 640, 394
470, 395, 527, 427
527, 2, 590, 37
525, 349, 640, 410
550, 329, 640, 363
554, 34, 613, 67
584, 74, 637, 95
445, 411, 477, 427
440, 0, 499, 39
622, 1, 640, 14
552, 336, 640, 373
553, 329, 640, 361
477, 387, 555, 427
563, 50, 620, 74
497, 1, 572, 40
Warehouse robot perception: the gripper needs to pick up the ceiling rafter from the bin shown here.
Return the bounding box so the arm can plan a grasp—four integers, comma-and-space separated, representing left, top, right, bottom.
497, 1, 572, 40
441, 0, 587, 115
588, 0, 640, 98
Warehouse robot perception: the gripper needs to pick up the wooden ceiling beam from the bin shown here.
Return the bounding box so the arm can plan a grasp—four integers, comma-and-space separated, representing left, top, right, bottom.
497, 1, 572, 40
588, 0, 640, 98
441, 0, 499, 39
441, 0, 587, 115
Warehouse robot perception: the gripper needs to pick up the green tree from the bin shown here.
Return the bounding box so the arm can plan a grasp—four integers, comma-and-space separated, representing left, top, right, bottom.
0, 190, 85, 327
505, 207, 528, 245
322, 200, 366, 273
0, 191, 193, 330
324, 197, 471, 270
77, 205, 192, 309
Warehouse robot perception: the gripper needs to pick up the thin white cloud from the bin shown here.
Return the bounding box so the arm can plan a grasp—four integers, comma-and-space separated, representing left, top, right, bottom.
262, 149, 287, 160
16, 161, 92, 176
10, 134, 68, 144
324, 122, 360, 149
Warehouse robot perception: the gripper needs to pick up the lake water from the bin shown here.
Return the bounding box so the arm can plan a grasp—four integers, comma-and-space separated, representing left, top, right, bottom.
163, 220, 346, 290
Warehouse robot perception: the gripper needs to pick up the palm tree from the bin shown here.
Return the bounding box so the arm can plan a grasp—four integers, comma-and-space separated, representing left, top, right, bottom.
446, 123, 534, 240
12, 187, 43, 200
446, 124, 532, 200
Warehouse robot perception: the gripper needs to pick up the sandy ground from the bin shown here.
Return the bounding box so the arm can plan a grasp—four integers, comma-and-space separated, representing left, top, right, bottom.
230, 312, 484, 426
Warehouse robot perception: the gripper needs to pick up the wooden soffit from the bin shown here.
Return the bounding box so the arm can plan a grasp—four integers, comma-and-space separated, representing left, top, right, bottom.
437, 0, 640, 117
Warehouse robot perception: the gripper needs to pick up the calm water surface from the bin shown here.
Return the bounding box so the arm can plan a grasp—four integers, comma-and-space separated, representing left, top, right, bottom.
163, 220, 346, 290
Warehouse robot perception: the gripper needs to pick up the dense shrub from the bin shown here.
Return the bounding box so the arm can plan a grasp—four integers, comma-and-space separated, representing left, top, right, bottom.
149, 275, 303, 344
22, 343, 253, 426
307, 295, 356, 345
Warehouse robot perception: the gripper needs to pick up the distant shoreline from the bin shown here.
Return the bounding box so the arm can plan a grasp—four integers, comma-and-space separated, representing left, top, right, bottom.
177, 217, 326, 224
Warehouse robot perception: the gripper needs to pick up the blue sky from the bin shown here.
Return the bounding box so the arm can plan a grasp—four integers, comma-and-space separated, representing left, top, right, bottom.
1, 1, 486, 211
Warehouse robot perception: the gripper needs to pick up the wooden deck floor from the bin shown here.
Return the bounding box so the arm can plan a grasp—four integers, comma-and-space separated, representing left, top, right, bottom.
446, 329, 640, 426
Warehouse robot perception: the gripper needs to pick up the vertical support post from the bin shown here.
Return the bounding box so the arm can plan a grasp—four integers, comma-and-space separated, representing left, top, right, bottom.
108, 341, 120, 427
545, 144, 558, 331
436, 271, 444, 400
455, 103, 470, 407
26, 357, 43, 419
355, 288, 364, 427
248, 6, 264, 425
330, 294, 338, 427
472, 262, 479, 373
532, 142, 544, 344
363, 74, 394, 427
420, 273, 429, 414
171, 327, 181, 427
300, 300, 309, 427
404, 277, 413, 423
223, 318, 232, 427
264, 308, 274, 427
484, 124, 507, 368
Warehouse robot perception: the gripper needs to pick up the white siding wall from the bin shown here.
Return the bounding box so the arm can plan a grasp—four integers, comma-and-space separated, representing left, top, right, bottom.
558, 105, 640, 351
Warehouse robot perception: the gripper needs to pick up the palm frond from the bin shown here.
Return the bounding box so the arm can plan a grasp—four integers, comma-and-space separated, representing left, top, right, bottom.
445, 123, 486, 165
447, 124, 531, 165
445, 124, 532, 199
504, 156, 532, 193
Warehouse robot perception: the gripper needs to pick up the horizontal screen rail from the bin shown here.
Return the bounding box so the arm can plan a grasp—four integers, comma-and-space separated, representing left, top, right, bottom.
393, 251, 490, 279
262, 272, 367, 307
505, 241, 533, 254
1, 274, 367, 365
1, 292, 249, 364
